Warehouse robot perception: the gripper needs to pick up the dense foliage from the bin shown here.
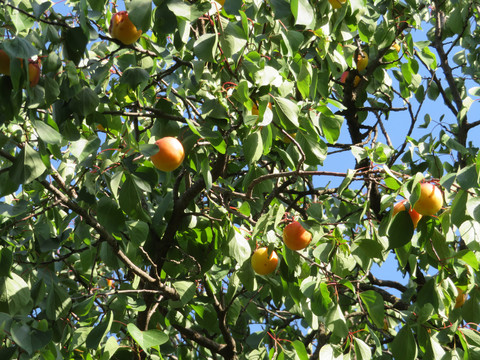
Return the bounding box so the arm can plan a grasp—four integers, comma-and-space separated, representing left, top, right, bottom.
1, 0, 480, 358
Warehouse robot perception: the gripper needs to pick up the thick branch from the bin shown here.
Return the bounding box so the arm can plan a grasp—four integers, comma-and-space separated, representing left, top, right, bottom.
204, 276, 237, 360
359, 284, 409, 310
367, 272, 408, 293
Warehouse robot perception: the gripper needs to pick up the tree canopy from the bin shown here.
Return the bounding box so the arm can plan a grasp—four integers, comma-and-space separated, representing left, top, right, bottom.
1, 0, 480, 359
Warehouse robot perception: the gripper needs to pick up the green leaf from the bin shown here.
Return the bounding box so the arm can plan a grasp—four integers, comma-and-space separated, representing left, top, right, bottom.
455, 250, 479, 270
219, 22, 248, 59
297, 59, 312, 99
10, 323, 33, 355
255, 66, 281, 86
459, 220, 480, 251
153, 2, 177, 34
354, 337, 372, 360
63, 27, 88, 65
9, 144, 47, 186
391, 326, 417, 360
86, 311, 113, 349
127, 0, 152, 32
167, 0, 210, 21
311, 283, 332, 316
320, 113, 344, 144
462, 328, 480, 347
466, 197, 480, 222
3, 37, 37, 59
359, 290, 385, 329
274, 97, 299, 128
120, 67, 150, 88
119, 175, 150, 222
291, 0, 314, 26
103, 336, 120, 359
33, 120, 63, 145
338, 169, 355, 196
388, 210, 414, 249
446, 7, 465, 34
0, 273, 33, 315
416, 278, 439, 309
244, 131, 263, 164
228, 229, 251, 266
172, 281, 196, 305
456, 164, 478, 189
296, 131, 327, 166
319, 344, 342, 359
96, 197, 126, 234
127, 323, 169, 353
325, 303, 348, 339
70, 87, 100, 117
46, 282, 72, 321
451, 189, 468, 227
441, 134, 468, 155
292, 340, 308, 360
351, 239, 384, 269
0, 248, 12, 277
69, 327, 91, 352
127, 220, 149, 246
194, 33, 218, 63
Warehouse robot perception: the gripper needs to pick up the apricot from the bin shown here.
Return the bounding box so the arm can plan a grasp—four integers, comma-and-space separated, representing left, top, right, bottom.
251, 247, 278, 275
454, 287, 467, 308
109, 11, 142, 45
356, 50, 369, 72
283, 221, 312, 251
328, 0, 346, 9
150, 137, 185, 172
340, 71, 360, 87
392, 200, 422, 228
28, 60, 40, 87
0, 49, 10, 75
413, 183, 443, 216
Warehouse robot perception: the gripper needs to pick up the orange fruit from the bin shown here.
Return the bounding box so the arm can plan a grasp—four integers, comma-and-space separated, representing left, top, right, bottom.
28, 60, 40, 87
328, 0, 346, 9
413, 183, 443, 216
454, 287, 467, 308
356, 50, 369, 72
0, 50, 11, 75
252, 102, 272, 116
150, 137, 185, 172
109, 11, 142, 45
340, 71, 361, 87
251, 247, 278, 275
392, 200, 422, 228
283, 221, 312, 251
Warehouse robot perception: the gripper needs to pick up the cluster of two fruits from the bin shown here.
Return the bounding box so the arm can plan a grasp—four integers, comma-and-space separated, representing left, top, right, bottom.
339, 50, 369, 88
393, 183, 469, 308
251, 221, 312, 275
0, 11, 142, 90
0, 49, 41, 88
392, 183, 443, 227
